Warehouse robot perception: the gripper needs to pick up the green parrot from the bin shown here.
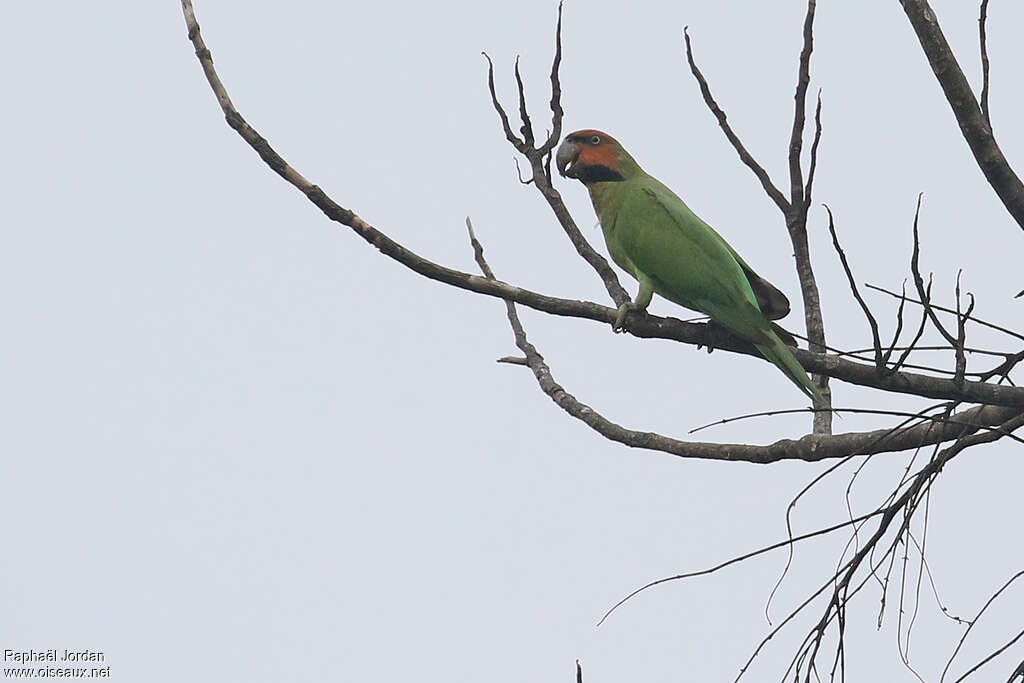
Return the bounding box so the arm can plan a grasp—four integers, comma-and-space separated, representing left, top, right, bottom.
555, 129, 822, 401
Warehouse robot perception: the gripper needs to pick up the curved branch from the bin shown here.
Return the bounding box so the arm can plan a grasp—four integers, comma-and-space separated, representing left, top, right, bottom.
482, 20, 631, 308
481, 270, 1023, 461
180, 1, 1024, 410
943, 570, 1024, 681
685, 7, 832, 434
466, 228, 1024, 467
899, 0, 1024, 231
826, 205, 884, 368
683, 28, 789, 213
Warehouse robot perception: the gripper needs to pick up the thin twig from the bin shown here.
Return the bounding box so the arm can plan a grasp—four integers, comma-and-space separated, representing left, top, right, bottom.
689, 406, 1024, 444
788, 0, 817, 211
825, 205, 884, 369
482, 13, 631, 308
943, 570, 1024, 682
513, 56, 534, 146
979, 0, 992, 129
482, 52, 524, 150
866, 283, 1024, 344
803, 90, 823, 213
538, 1, 564, 155
978, 351, 1024, 383
954, 629, 1024, 682
682, 28, 789, 213
899, 0, 1024, 231
599, 508, 887, 627
909, 195, 960, 349
782, 411, 1024, 679
884, 281, 910, 367
953, 271, 976, 386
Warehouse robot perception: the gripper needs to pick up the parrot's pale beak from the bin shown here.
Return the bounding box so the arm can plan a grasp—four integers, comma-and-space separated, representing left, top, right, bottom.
555, 139, 579, 178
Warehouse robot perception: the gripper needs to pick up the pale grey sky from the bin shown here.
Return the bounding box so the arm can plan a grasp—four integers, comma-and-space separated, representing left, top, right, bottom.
3, 1, 1023, 681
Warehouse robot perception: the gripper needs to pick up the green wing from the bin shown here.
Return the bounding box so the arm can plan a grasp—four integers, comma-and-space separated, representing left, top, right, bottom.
600, 173, 819, 400
609, 176, 770, 339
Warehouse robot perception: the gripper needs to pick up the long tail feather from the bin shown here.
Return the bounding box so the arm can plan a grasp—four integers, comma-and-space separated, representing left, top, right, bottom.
754, 333, 823, 402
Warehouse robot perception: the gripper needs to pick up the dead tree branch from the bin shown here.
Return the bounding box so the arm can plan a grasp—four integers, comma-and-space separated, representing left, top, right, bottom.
682, 29, 789, 214
483, 4, 631, 309
765, 411, 1024, 681
979, 0, 992, 128
825, 205, 885, 369
899, 0, 1024, 231
181, 0, 1024, 489
181, 2, 1024, 680
943, 570, 1024, 681
685, 0, 832, 434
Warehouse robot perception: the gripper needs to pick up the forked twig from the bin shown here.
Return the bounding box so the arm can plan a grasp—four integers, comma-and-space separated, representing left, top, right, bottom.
825, 205, 884, 369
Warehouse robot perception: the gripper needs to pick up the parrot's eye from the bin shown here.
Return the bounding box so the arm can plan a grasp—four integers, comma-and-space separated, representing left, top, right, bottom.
590, 135, 601, 145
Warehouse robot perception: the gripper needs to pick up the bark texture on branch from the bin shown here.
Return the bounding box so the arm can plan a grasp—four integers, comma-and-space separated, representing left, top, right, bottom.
900, 0, 1024, 231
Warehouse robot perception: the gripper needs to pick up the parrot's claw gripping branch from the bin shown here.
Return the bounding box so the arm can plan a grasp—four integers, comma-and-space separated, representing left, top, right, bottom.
613, 280, 655, 333
612, 303, 633, 333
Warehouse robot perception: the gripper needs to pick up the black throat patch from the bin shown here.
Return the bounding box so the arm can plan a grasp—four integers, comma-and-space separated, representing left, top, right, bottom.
577, 165, 625, 185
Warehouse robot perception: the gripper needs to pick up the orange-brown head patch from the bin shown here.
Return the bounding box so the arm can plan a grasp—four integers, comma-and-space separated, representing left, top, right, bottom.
556, 129, 637, 184
569, 130, 622, 172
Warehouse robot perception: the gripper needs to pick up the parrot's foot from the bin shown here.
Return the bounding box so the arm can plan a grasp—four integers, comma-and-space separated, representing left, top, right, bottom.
613, 302, 634, 333
699, 320, 724, 354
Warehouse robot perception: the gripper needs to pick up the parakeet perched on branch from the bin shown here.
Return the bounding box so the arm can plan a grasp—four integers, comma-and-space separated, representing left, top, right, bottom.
556, 129, 821, 401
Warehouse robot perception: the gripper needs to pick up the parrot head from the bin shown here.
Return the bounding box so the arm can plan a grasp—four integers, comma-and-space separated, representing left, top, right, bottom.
556, 130, 640, 184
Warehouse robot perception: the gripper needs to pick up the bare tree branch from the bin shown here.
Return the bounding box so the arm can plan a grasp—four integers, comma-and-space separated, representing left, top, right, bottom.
513, 56, 535, 147
953, 272, 976, 386
599, 506, 888, 627
943, 570, 1024, 681
462, 225, 1022, 465
910, 196, 961, 350
867, 283, 1024, 344
825, 205, 884, 368
538, 1, 564, 156
482, 14, 632, 308
978, 0, 992, 129
954, 628, 1024, 682
685, 4, 832, 434
978, 350, 1024, 383
690, 405, 1024, 445
803, 90, 823, 212
181, 3, 1024, 678
899, 0, 1024, 231
787, 0, 831, 435
777, 410, 1024, 680
788, 0, 816, 211
181, 0, 1024, 428
682, 28, 790, 214
884, 281, 911, 370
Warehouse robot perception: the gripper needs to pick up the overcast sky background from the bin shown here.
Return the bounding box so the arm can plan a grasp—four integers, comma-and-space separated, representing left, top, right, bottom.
3, 1, 1023, 681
